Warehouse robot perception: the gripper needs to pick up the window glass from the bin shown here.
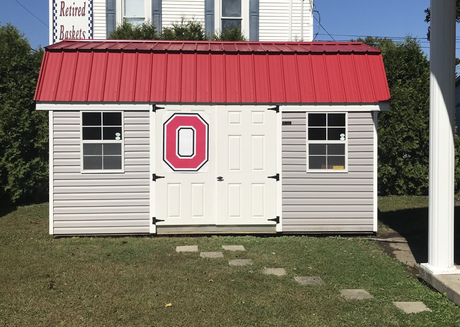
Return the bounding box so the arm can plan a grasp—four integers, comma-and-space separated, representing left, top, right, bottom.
308, 113, 326, 126
328, 113, 345, 126
124, 0, 144, 17
308, 128, 326, 140
103, 127, 123, 140
83, 156, 103, 170
309, 144, 326, 155
82, 112, 101, 125
222, 0, 241, 17
83, 144, 102, 155
328, 128, 346, 141
104, 144, 122, 155
83, 127, 102, 140
222, 19, 241, 33
309, 156, 326, 169
327, 144, 345, 155
104, 156, 122, 169
328, 156, 345, 167
104, 112, 122, 126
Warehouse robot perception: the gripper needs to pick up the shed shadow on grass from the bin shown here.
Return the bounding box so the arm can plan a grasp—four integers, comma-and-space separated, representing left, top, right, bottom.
378, 206, 460, 265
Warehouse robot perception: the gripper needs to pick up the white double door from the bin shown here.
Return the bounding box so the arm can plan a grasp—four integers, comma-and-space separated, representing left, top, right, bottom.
154, 105, 278, 227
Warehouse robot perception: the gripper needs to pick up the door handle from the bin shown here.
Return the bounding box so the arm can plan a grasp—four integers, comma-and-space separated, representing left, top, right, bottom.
217, 176, 224, 182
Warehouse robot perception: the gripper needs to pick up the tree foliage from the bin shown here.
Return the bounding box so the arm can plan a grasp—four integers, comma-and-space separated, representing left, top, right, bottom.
358, 36, 431, 195
109, 19, 246, 41
0, 23, 48, 205
212, 27, 247, 41
424, 1, 460, 39
108, 20, 158, 40
162, 18, 207, 40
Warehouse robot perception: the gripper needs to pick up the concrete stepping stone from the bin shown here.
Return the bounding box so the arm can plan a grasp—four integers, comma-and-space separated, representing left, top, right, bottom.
222, 245, 246, 251
340, 289, 373, 300
200, 252, 224, 258
393, 302, 431, 314
263, 268, 286, 276
294, 276, 325, 285
229, 259, 253, 266
176, 245, 198, 252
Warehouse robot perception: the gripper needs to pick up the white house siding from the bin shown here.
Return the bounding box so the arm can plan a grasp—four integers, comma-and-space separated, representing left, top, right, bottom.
52, 110, 150, 235
282, 111, 375, 233
93, 0, 107, 39
162, 0, 205, 28
259, 0, 313, 42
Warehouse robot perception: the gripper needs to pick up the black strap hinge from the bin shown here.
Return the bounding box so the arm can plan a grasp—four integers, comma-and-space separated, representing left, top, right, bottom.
152, 173, 165, 181
267, 216, 280, 224
152, 105, 165, 112
268, 173, 279, 181
268, 105, 279, 113
152, 217, 165, 225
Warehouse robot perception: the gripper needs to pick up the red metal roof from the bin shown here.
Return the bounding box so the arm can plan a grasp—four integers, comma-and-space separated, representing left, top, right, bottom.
35, 40, 390, 104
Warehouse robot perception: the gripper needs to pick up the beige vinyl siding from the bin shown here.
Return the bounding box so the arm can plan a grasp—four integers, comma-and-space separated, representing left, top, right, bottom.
282, 111, 375, 233
93, 0, 107, 39
259, 0, 313, 41
162, 0, 205, 28
52, 110, 150, 235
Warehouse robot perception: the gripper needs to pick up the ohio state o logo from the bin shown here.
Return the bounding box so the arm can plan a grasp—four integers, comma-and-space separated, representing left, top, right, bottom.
163, 113, 209, 171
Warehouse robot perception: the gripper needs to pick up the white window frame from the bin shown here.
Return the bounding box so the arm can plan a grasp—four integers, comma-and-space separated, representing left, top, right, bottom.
117, 0, 151, 26
306, 112, 348, 173
215, 0, 249, 38
80, 111, 125, 174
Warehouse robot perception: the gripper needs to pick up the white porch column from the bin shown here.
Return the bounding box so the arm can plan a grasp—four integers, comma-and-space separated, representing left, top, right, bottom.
421, 0, 457, 275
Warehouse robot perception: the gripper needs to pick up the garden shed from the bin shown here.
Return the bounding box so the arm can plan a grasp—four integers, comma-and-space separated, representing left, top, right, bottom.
35, 39, 390, 235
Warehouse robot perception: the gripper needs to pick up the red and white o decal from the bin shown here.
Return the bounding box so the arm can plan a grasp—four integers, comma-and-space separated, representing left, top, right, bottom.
163, 113, 209, 171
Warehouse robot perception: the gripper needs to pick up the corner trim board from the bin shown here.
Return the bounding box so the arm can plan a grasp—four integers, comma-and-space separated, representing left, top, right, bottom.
49, 110, 54, 235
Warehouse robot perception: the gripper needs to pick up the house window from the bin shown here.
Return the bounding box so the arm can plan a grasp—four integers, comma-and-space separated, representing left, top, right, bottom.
124, 0, 146, 25
222, 0, 242, 33
307, 113, 347, 171
82, 112, 123, 171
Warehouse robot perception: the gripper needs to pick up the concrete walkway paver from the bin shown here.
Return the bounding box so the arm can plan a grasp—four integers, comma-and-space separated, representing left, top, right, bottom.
294, 276, 325, 285
200, 252, 224, 258
263, 268, 286, 276
222, 245, 246, 251
340, 289, 373, 300
393, 302, 431, 314
176, 245, 198, 252
229, 259, 253, 266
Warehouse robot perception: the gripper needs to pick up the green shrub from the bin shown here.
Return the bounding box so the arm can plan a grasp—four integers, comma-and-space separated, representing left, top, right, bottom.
0, 24, 48, 205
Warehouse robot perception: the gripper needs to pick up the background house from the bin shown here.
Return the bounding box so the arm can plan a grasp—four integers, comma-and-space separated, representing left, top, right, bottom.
50, 0, 314, 43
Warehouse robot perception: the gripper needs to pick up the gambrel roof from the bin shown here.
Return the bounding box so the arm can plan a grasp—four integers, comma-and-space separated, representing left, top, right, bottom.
35, 40, 390, 104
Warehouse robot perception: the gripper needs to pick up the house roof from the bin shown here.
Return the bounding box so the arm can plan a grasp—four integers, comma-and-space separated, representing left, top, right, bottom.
34, 40, 391, 104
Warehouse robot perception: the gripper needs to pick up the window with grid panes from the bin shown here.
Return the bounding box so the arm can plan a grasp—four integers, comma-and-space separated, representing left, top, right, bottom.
82, 112, 123, 171
307, 113, 347, 171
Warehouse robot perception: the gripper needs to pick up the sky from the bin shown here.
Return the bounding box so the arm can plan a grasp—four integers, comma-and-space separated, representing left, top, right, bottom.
1, 0, 459, 57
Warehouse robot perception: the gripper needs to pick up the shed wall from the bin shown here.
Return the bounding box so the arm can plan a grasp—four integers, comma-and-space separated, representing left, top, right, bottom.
52, 110, 150, 235
282, 111, 375, 232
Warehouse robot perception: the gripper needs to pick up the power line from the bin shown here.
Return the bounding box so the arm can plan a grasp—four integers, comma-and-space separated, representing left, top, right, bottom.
314, 11, 335, 41
14, 0, 48, 28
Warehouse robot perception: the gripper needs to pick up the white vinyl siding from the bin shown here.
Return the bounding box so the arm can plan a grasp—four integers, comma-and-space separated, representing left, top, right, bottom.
93, 0, 107, 39
282, 111, 375, 233
52, 110, 150, 235
162, 0, 205, 28
259, 0, 313, 41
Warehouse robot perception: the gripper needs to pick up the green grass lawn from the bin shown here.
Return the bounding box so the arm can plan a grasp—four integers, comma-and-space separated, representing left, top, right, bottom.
1, 201, 460, 326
